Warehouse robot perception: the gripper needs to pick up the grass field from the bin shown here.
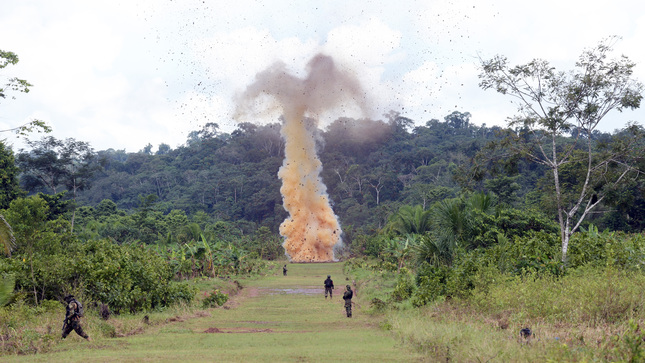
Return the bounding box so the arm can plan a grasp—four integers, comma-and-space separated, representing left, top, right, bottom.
4, 263, 425, 362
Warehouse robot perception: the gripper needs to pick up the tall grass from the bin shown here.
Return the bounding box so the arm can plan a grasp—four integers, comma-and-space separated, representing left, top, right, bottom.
470, 266, 645, 325
347, 259, 645, 362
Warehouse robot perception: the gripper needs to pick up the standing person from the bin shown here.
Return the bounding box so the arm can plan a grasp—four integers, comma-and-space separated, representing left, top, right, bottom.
62, 295, 90, 341
324, 275, 334, 299
283, 264, 288, 276
343, 285, 353, 317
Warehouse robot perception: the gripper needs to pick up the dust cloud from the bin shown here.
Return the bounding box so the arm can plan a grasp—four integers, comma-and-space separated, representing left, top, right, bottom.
235, 54, 369, 262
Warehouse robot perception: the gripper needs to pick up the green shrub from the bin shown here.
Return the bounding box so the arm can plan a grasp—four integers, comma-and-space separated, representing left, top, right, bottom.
390, 270, 414, 302
96, 320, 117, 338
411, 264, 450, 307
370, 298, 388, 312
568, 228, 645, 270
620, 320, 645, 363
202, 289, 228, 308
1, 238, 197, 314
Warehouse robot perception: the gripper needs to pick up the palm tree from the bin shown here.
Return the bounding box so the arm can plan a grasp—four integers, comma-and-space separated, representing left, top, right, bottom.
432, 192, 496, 250
433, 198, 469, 247
387, 205, 433, 235
467, 191, 495, 214
412, 234, 454, 267
0, 214, 16, 257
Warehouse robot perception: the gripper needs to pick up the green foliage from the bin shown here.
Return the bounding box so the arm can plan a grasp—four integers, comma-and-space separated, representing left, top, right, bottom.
363, 234, 389, 258
0, 49, 33, 101
0, 214, 16, 257
0, 274, 14, 307
0, 195, 196, 313
387, 205, 433, 235
0, 298, 60, 354
71, 239, 196, 313
412, 234, 454, 267
486, 230, 562, 275
390, 269, 414, 302
410, 231, 561, 306
0, 142, 24, 209
17, 136, 100, 198
411, 264, 450, 307
201, 289, 228, 308
567, 226, 645, 270
383, 235, 417, 272
619, 320, 645, 363
237, 226, 285, 260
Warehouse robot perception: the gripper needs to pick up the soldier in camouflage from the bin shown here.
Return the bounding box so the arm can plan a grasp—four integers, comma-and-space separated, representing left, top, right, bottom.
343, 285, 353, 317
324, 275, 334, 299
62, 295, 90, 341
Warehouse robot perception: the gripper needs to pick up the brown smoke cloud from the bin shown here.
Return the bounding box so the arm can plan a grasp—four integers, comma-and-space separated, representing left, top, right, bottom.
235, 54, 369, 262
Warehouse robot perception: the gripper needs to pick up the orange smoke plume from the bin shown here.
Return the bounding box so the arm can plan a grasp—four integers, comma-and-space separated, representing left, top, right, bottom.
235, 54, 368, 262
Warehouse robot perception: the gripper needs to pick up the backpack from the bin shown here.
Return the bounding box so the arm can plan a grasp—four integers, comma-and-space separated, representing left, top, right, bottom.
73, 299, 84, 317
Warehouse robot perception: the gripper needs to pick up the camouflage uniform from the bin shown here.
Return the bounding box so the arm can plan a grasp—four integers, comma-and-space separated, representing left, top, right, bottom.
324, 276, 334, 299
62, 295, 90, 340
343, 285, 353, 317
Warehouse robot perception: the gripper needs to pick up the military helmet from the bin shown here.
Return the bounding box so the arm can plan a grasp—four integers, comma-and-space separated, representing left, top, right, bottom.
346, 285, 351, 289
63, 294, 74, 303
327, 275, 331, 278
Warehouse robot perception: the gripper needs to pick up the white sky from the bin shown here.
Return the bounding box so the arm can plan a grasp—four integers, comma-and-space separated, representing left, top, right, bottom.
1, 0, 644, 152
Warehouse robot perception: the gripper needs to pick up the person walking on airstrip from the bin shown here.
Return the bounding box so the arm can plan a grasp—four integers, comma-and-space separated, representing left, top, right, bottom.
62, 295, 91, 341
343, 285, 353, 317
324, 275, 334, 299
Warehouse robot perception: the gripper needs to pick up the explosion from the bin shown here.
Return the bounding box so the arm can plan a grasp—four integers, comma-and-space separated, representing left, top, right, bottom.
235, 54, 368, 262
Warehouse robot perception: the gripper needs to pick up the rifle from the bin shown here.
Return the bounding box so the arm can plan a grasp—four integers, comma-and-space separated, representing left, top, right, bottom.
62, 318, 69, 333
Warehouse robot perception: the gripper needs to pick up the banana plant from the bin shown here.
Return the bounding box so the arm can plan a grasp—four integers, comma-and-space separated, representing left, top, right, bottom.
201, 234, 215, 277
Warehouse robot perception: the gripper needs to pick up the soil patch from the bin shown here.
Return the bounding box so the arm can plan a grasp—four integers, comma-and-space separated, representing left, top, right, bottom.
222, 287, 259, 309
203, 327, 274, 333
203, 327, 222, 333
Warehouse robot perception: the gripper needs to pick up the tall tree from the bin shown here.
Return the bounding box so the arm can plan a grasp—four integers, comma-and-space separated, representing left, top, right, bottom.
0, 141, 23, 209
18, 136, 99, 197
0, 49, 50, 136
17, 137, 100, 230
479, 37, 644, 262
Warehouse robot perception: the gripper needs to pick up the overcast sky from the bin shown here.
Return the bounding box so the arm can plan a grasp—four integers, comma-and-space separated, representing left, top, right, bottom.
2, 0, 645, 152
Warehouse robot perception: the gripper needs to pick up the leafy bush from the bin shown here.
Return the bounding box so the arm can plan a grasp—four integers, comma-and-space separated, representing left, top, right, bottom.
410, 231, 561, 306
485, 230, 562, 276
411, 263, 451, 307
469, 207, 558, 249
202, 289, 228, 308
1, 238, 196, 314
567, 227, 645, 270
390, 269, 414, 302
71, 239, 197, 313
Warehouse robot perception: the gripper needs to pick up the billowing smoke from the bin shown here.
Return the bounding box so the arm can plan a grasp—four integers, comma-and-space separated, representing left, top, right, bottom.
235, 54, 368, 262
